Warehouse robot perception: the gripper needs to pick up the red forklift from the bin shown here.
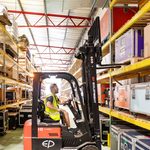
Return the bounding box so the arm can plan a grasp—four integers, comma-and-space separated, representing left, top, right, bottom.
24, 17, 126, 150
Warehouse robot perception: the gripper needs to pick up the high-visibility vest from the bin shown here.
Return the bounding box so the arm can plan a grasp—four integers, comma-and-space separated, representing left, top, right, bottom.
44, 94, 60, 121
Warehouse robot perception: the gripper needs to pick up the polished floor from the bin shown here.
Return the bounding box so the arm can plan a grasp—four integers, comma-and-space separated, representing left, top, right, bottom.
0, 128, 110, 150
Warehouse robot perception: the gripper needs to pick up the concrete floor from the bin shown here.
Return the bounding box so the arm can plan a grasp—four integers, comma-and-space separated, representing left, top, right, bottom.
0, 128, 23, 150
0, 128, 110, 150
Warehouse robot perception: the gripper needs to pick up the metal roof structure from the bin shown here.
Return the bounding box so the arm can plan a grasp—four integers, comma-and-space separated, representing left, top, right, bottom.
0, 0, 99, 71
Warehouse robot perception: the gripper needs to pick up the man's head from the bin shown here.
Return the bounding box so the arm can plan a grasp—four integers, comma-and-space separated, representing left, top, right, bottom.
50, 83, 59, 94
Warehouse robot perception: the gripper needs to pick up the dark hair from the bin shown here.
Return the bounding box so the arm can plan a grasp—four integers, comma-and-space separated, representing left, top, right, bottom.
50, 83, 57, 92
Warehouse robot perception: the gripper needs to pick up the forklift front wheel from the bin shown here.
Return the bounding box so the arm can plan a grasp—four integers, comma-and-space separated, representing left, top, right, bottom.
81, 145, 99, 150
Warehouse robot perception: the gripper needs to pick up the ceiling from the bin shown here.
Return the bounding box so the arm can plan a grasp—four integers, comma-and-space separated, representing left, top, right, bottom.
0, 0, 98, 72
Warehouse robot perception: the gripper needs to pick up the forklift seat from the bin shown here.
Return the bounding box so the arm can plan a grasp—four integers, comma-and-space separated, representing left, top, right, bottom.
38, 100, 59, 123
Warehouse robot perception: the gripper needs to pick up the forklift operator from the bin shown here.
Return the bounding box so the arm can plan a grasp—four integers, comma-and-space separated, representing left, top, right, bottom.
44, 83, 70, 127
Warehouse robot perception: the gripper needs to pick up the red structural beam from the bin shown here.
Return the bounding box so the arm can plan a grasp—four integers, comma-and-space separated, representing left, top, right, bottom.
42, 69, 67, 71
30, 44, 75, 50
8, 10, 91, 20
8, 10, 91, 28
18, 25, 90, 28
36, 53, 74, 55
35, 63, 69, 65
43, 66, 68, 69
35, 57, 71, 62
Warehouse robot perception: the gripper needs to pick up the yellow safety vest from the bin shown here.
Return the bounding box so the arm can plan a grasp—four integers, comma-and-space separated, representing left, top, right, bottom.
44, 94, 60, 121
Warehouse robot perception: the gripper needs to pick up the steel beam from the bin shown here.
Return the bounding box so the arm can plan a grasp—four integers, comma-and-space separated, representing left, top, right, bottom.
42, 69, 67, 71
35, 63, 70, 65
35, 53, 74, 55
8, 10, 91, 20
30, 44, 75, 50
42, 66, 68, 68
43, 0, 51, 59
18, 25, 90, 28
102, 1, 150, 52
35, 57, 71, 62
8, 10, 91, 28
17, 0, 44, 67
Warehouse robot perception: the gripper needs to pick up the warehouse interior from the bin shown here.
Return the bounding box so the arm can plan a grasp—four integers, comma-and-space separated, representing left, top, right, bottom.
0, 0, 150, 150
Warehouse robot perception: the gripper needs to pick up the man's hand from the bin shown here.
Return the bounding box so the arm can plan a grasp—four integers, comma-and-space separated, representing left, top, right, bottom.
62, 99, 72, 106
58, 108, 65, 112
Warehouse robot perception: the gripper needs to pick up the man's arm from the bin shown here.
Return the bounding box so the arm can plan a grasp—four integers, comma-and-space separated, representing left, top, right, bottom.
46, 101, 61, 112
46, 96, 62, 112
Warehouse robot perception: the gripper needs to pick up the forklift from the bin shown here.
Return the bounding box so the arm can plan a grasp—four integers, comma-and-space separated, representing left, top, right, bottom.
24, 17, 126, 150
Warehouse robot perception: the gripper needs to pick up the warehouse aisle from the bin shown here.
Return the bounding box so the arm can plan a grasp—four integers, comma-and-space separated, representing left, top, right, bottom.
0, 129, 23, 150
0, 128, 110, 150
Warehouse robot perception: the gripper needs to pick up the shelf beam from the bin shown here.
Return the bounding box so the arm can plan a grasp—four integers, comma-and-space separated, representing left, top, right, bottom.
110, 0, 139, 9
98, 58, 150, 81
0, 100, 31, 110
0, 22, 18, 50
99, 106, 150, 130
0, 75, 32, 88
110, 0, 118, 8
0, 49, 35, 76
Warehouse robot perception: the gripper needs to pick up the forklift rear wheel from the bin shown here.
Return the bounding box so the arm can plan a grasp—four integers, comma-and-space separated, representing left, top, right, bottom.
81, 145, 99, 150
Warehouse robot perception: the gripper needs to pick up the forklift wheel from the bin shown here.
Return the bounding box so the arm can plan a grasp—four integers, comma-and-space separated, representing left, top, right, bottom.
81, 145, 99, 150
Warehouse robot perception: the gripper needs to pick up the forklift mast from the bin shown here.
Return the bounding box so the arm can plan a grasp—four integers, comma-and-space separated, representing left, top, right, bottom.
75, 16, 128, 149
75, 17, 102, 149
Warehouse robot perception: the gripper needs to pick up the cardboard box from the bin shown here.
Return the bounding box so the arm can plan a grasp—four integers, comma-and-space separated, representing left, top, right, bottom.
144, 24, 150, 58
114, 85, 131, 110
115, 28, 144, 63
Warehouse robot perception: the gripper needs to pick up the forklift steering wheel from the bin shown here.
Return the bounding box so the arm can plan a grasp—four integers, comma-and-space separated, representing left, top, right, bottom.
63, 99, 72, 106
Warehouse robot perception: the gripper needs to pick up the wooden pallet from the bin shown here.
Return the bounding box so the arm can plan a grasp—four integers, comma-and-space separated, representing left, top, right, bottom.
99, 69, 109, 76
114, 57, 143, 71
6, 100, 17, 104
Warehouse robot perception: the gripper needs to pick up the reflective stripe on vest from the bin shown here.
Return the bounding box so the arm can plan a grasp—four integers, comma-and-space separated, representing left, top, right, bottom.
44, 94, 60, 121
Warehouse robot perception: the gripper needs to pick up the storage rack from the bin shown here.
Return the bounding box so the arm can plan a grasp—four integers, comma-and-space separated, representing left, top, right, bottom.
0, 99, 31, 111
98, 0, 150, 132
0, 21, 36, 110
99, 106, 150, 131
59, 0, 150, 132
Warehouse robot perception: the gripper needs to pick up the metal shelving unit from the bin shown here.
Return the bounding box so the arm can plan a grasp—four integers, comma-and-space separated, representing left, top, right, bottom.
102, 1, 150, 55
97, 58, 150, 82
109, 0, 140, 9
0, 99, 31, 111
0, 75, 32, 89
99, 106, 150, 131
0, 21, 35, 110
99, 0, 150, 131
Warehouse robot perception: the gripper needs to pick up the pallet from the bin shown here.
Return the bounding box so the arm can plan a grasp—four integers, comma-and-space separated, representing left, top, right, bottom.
99, 69, 109, 76
114, 57, 143, 71
6, 100, 17, 104
123, 57, 143, 65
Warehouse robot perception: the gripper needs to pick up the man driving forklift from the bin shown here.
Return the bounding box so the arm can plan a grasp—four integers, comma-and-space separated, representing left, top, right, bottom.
44, 83, 71, 127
